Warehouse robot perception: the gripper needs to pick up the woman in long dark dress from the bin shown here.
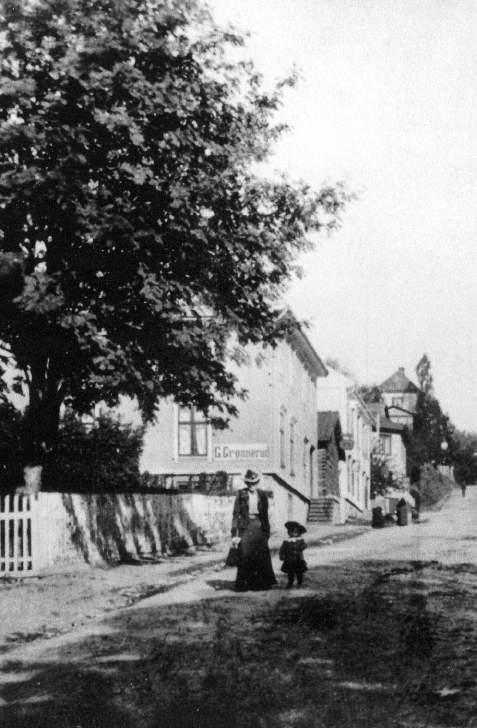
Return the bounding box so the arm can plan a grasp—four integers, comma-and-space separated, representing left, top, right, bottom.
231, 469, 276, 591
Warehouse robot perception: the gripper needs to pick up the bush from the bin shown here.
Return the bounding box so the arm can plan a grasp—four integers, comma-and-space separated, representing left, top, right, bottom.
417, 465, 453, 508
47, 413, 145, 493
371, 447, 395, 498
0, 399, 24, 491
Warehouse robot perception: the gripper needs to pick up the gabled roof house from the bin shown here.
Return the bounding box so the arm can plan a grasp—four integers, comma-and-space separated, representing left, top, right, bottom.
379, 367, 419, 429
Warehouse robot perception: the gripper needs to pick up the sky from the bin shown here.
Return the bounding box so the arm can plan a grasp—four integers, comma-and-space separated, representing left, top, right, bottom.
210, 0, 477, 432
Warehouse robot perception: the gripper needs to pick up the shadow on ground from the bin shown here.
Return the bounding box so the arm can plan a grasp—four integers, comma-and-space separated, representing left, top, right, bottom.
205, 579, 236, 592
2, 559, 477, 728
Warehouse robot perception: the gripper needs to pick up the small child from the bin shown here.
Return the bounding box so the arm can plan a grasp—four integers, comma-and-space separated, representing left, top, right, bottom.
279, 521, 307, 588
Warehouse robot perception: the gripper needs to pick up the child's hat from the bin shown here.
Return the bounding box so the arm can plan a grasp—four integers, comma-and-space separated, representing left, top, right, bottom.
285, 521, 307, 534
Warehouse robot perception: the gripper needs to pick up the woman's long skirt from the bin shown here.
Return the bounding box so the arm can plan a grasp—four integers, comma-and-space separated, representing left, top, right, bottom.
235, 518, 276, 591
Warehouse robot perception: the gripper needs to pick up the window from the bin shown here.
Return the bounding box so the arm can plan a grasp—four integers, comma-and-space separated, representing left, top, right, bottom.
279, 408, 286, 468
287, 493, 293, 520
381, 435, 392, 455
392, 396, 404, 407
288, 347, 294, 386
309, 446, 315, 495
347, 456, 352, 495
303, 437, 309, 484
289, 419, 296, 476
351, 460, 358, 497
178, 407, 208, 456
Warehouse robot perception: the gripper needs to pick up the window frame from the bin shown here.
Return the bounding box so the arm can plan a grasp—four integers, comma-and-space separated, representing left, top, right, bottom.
279, 407, 286, 469
381, 434, 392, 455
289, 417, 297, 477
177, 406, 209, 457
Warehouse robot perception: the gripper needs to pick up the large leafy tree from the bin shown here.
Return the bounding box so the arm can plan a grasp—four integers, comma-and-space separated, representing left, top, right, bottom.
407, 355, 455, 473
0, 394, 23, 489
416, 353, 433, 395
452, 429, 477, 486
0, 0, 348, 489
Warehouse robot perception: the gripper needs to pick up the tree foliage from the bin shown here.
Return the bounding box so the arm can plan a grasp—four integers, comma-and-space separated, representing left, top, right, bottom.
417, 463, 453, 507
370, 445, 394, 497
47, 412, 144, 492
411, 355, 477, 486
0, 0, 349, 470
406, 356, 454, 472
452, 429, 477, 486
358, 384, 382, 404
0, 395, 23, 489
416, 353, 433, 395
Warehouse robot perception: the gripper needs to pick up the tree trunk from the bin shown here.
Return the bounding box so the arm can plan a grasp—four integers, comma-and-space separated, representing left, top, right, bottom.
18, 464, 43, 495
16, 376, 62, 494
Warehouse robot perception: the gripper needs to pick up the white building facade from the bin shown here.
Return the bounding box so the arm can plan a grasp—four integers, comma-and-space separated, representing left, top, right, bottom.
373, 415, 407, 484
140, 324, 328, 535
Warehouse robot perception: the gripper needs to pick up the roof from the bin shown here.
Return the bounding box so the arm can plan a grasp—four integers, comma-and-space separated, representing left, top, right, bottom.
367, 402, 408, 433
318, 411, 341, 441
374, 416, 406, 434
282, 308, 328, 380
379, 367, 419, 394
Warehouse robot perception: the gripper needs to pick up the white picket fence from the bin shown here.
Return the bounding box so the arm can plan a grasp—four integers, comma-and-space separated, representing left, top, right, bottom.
0, 494, 35, 576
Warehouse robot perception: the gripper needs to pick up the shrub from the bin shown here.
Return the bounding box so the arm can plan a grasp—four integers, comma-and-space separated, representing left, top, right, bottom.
371, 447, 395, 498
47, 413, 144, 493
418, 465, 453, 508
0, 398, 24, 491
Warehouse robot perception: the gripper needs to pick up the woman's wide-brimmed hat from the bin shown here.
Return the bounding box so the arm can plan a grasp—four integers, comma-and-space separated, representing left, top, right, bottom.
243, 469, 261, 485
285, 521, 307, 535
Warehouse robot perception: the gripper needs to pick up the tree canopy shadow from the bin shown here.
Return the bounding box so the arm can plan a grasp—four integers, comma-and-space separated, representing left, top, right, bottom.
205, 579, 236, 592
2, 558, 476, 728
0, 651, 138, 728
61, 492, 220, 567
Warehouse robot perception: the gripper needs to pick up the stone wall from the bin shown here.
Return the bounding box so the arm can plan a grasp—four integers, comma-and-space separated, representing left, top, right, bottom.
34, 491, 236, 571
32, 484, 308, 572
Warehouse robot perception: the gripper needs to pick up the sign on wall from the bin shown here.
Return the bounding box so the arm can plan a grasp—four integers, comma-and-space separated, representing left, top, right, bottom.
214, 443, 270, 460
341, 435, 354, 450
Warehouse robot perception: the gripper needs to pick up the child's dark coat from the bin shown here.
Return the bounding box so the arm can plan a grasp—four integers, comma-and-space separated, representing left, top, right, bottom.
279, 537, 307, 574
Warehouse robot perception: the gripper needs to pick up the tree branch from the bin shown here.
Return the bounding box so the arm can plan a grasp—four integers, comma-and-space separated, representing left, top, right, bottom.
0, 343, 14, 360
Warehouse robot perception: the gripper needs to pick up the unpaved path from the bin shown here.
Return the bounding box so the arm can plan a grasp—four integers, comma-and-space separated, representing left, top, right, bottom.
1, 489, 476, 728
0, 521, 367, 653
0, 549, 224, 653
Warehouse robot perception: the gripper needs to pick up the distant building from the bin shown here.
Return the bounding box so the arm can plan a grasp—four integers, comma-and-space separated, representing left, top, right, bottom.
140, 318, 328, 533
368, 403, 408, 484
379, 367, 419, 429
309, 411, 345, 524
317, 411, 344, 497
316, 369, 373, 522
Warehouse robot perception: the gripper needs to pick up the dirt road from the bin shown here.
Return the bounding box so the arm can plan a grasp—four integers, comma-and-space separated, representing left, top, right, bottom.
1, 488, 477, 727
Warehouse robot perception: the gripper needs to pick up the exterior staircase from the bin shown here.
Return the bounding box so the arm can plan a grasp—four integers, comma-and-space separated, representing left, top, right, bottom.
307, 496, 338, 523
